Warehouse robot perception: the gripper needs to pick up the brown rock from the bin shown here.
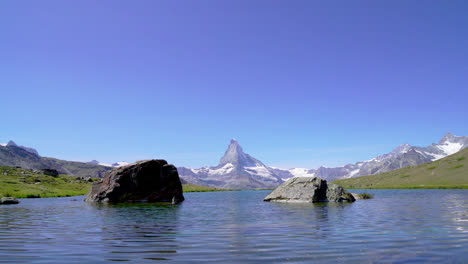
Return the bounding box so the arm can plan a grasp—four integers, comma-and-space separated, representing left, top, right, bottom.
84, 160, 184, 203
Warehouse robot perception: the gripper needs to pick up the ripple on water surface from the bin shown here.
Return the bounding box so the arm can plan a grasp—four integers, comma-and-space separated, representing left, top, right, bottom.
0, 189, 467, 263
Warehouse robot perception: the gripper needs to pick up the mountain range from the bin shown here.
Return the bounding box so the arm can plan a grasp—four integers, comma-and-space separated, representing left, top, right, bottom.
177, 132, 468, 189
1, 132, 467, 189
0, 141, 110, 178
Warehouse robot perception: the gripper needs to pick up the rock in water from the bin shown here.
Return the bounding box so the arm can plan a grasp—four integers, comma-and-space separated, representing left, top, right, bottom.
326, 183, 355, 202
263, 177, 355, 203
0, 197, 19, 204
84, 160, 184, 203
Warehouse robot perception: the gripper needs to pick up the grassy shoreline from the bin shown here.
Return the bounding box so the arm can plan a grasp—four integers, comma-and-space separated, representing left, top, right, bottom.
0, 166, 94, 198
182, 184, 235, 192
345, 185, 468, 189
0, 166, 235, 198
334, 148, 468, 189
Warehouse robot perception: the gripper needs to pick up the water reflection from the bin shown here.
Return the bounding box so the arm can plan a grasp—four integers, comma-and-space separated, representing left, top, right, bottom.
0, 190, 467, 263
87, 202, 182, 261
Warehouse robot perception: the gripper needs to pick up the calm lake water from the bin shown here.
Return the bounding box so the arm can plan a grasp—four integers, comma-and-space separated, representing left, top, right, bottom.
0, 190, 467, 263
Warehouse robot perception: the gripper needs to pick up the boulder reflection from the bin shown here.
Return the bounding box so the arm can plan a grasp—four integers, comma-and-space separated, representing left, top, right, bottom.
88, 202, 181, 261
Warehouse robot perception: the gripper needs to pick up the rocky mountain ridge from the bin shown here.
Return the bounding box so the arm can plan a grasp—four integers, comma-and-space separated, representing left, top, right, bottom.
2, 132, 466, 188
178, 132, 468, 188
0, 143, 110, 178
287, 132, 468, 181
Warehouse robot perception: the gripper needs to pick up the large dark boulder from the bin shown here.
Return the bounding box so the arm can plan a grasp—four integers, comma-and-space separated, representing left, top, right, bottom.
264, 177, 355, 203
84, 160, 184, 203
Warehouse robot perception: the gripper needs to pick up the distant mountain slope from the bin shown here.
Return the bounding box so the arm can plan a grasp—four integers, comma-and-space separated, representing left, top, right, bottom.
333, 147, 468, 189
87, 160, 130, 168
285, 132, 468, 181
0, 144, 110, 178
178, 132, 468, 188
2, 140, 40, 156
178, 139, 284, 189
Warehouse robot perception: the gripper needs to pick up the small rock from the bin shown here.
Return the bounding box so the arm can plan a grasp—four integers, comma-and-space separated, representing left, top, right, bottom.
41, 169, 59, 177
0, 197, 19, 204
326, 183, 355, 202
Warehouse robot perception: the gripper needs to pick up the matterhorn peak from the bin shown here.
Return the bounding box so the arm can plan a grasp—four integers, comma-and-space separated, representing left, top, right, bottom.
218, 139, 261, 167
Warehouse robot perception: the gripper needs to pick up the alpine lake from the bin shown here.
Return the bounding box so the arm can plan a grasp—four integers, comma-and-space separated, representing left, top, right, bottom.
0, 189, 467, 263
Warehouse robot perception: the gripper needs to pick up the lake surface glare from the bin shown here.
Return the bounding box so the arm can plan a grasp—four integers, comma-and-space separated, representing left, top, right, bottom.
0, 189, 467, 263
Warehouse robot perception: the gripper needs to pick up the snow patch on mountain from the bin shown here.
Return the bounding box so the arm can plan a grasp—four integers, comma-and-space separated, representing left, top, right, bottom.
88, 160, 131, 167
437, 142, 463, 156
208, 163, 234, 176
245, 166, 277, 180
347, 169, 360, 178
288, 168, 315, 178
112, 161, 131, 167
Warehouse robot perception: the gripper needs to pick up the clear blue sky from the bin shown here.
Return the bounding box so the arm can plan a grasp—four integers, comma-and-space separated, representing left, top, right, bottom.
1, 0, 467, 169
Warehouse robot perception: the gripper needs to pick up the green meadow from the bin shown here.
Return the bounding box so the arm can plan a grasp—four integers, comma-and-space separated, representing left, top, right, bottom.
334, 147, 468, 189
0, 166, 233, 198
0, 166, 93, 198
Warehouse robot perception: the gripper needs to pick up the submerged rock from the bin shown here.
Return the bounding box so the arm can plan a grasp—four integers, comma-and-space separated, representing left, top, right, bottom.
84, 159, 184, 203
264, 177, 355, 203
0, 197, 19, 204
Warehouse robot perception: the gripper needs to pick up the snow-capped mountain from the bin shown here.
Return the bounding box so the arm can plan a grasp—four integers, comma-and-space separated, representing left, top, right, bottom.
87, 160, 131, 168
178, 139, 284, 189
178, 132, 468, 188
284, 132, 468, 181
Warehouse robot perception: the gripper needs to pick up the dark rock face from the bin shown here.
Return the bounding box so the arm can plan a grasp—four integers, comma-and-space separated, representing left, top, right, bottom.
84, 160, 184, 203
0, 197, 19, 204
264, 177, 355, 203
42, 169, 59, 177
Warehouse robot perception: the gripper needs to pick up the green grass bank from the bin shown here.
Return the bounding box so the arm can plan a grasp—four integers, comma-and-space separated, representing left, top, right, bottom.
334, 147, 468, 189
0, 166, 234, 198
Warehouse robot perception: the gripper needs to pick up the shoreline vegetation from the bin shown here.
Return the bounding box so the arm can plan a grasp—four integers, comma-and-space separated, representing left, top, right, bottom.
2, 163, 467, 199
182, 184, 235, 192
333, 148, 468, 189
346, 186, 468, 189
0, 166, 235, 199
